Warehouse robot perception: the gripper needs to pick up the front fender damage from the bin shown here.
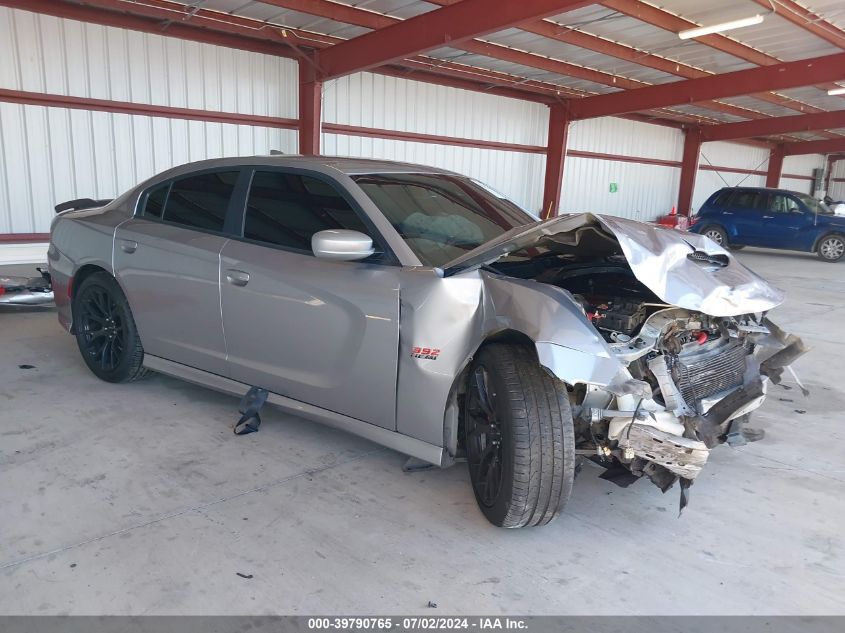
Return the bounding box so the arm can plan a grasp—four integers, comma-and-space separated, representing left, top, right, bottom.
482, 271, 808, 513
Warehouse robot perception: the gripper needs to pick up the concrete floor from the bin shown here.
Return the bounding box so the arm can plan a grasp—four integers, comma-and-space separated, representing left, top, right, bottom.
0, 250, 843, 616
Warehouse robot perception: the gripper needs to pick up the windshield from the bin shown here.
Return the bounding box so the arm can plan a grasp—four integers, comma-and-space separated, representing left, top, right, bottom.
351, 173, 537, 267
796, 193, 832, 215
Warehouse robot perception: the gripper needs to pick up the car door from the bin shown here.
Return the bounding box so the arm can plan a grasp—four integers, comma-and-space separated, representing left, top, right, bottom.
219, 169, 400, 430
725, 189, 767, 245
114, 169, 244, 376
754, 192, 817, 250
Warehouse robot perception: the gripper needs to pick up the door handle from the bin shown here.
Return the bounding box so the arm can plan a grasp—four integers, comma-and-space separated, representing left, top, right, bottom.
722, 212, 733, 215
120, 239, 138, 254
762, 215, 774, 219
226, 269, 250, 287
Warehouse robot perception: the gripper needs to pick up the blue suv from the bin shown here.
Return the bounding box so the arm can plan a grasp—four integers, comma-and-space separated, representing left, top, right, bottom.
689, 187, 845, 262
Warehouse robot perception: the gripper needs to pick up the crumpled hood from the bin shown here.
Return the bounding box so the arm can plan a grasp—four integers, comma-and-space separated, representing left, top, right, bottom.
442, 213, 784, 317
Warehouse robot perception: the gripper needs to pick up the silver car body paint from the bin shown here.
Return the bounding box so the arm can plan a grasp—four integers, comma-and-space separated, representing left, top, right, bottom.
48, 156, 800, 473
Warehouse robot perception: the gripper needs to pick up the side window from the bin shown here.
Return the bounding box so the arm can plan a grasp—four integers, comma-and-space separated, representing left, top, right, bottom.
243, 171, 371, 252
731, 190, 762, 211
712, 190, 733, 207
142, 182, 169, 219
162, 171, 239, 232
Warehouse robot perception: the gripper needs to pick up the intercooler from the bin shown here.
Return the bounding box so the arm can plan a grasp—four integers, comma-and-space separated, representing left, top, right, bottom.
674, 339, 750, 408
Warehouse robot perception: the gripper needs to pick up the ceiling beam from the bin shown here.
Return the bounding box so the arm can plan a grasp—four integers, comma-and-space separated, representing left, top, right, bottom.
752, 0, 845, 49
602, 0, 845, 98
264, 0, 791, 123
701, 110, 845, 142
428, 0, 824, 118
315, 0, 594, 79
783, 139, 845, 156
4, 0, 573, 104
567, 52, 845, 120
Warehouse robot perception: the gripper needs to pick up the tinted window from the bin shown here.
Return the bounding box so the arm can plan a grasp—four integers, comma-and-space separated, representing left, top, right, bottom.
730, 190, 763, 210
351, 173, 535, 267
143, 182, 169, 219
163, 171, 239, 232
712, 189, 732, 206
243, 171, 371, 251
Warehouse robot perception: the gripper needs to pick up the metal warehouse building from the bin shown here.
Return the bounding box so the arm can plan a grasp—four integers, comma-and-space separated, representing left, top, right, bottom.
2, 0, 845, 622
2, 0, 845, 265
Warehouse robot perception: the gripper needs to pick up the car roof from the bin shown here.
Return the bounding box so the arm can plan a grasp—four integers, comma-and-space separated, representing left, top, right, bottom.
151, 155, 461, 178
718, 186, 805, 196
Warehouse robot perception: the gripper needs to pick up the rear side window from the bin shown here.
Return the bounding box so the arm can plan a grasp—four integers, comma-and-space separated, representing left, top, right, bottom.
711, 190, 733, 207
243, 171, 371, 252
730, 190, 763, 210
142, 182, 169, 219
161, 171, 239, 232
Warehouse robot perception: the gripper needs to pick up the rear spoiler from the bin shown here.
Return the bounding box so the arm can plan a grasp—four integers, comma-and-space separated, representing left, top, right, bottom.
54, 198, 113, 213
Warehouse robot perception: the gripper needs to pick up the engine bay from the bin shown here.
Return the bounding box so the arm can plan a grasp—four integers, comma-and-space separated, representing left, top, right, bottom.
491, 251, 785, 505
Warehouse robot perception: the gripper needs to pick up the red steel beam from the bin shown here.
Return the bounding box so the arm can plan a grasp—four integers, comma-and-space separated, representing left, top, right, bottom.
0, 87, 299, 129
315, 0, 594, 79
542, 104, 570, 219
752, 0, 845, 49
298, 58, 322, 155
783, 138, 845, 156
701, 109, 845, 142
677, 128, 702, 217
3, 0, 568, 105
269, 0, 782, 123
567, 52, 845, 120
603, 0, 845, 98
428, 0, 823, 119
766, 145, 785, 188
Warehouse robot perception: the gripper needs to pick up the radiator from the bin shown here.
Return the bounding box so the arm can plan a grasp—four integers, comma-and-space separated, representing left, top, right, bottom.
675, 340, 749, 407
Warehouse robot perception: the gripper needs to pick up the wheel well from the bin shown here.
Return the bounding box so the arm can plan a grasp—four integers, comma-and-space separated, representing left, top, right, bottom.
445, 329, 537, 458
69, 264, 111, 333
812, 231, 845, 252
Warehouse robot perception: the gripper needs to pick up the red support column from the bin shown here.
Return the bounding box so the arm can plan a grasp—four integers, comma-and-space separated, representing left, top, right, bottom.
766, 145, 785, 188
542, 104, 569, 219
677, 127, 701, 217
298, 58, 322, 155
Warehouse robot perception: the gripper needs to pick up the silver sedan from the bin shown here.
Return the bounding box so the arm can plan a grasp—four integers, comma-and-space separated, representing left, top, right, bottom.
48, 156, 804, 527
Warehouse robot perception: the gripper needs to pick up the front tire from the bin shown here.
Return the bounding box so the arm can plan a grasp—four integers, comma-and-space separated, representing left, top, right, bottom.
817, 234, 845, 262
73, 272, 148, 383
702, 225, 729, 248
463, 344, 575, 528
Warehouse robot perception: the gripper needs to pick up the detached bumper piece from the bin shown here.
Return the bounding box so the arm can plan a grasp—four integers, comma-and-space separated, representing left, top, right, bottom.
0, 269, 53, 306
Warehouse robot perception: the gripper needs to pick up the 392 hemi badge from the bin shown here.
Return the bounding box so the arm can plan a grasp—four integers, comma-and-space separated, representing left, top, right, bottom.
411, 346, 440, 360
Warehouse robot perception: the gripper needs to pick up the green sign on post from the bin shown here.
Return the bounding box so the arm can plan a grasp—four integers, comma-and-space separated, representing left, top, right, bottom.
609, 182, 618, 193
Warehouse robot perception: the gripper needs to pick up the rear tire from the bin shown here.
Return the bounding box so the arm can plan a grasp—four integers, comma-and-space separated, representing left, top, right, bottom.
817, 234, 845, 262
73, 272, 149, 383
702, 225, 729, 248
463, 344, 575, 528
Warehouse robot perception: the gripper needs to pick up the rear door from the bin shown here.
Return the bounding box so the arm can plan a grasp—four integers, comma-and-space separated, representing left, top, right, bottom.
219, 169, 400, 429
114, 169, 244, 375
725, 189, 767, 245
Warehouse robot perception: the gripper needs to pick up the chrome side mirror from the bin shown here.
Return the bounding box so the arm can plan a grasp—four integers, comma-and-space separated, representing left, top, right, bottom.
311, 229, 374, 261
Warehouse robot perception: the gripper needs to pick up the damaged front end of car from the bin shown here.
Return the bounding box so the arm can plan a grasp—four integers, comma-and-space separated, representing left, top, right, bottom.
568, 308, 806, 509
446, 213, 808, 509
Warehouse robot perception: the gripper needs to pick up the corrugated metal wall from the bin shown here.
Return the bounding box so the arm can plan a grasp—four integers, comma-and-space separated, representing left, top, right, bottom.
692, 141, 768, 212
0, 5, 834, 241
322, 72, 548, 212
562, 118, 682, 219
781, 154, 824, 195
831, 160, 845, 201
0, 6, 298, 234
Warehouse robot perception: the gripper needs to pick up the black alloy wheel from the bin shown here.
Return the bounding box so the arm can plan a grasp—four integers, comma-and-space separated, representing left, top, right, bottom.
73, 272, 148, 383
